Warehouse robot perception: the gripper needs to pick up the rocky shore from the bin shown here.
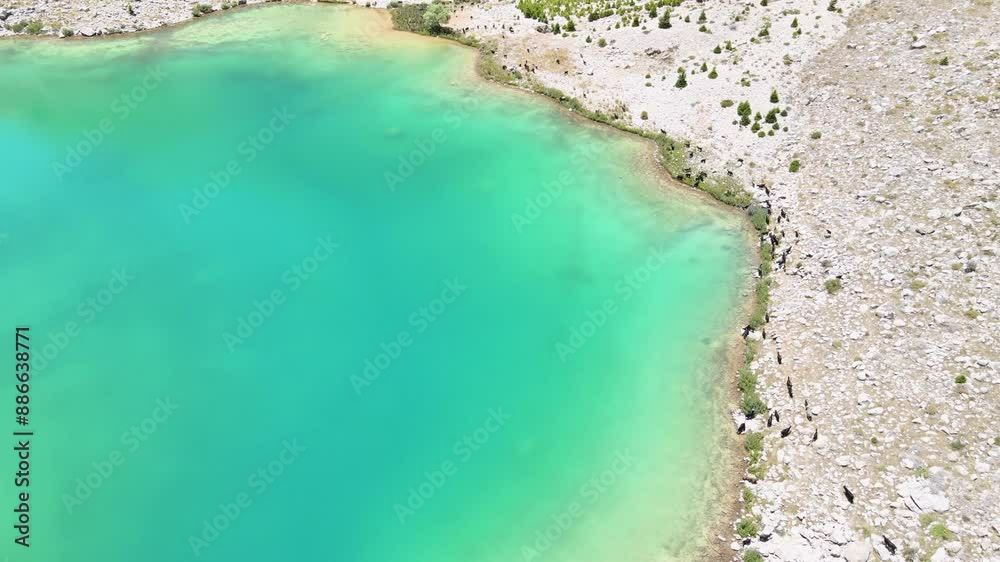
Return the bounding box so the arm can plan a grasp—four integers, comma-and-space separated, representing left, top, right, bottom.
0, 0, 270, 37
3, 0, 997, 560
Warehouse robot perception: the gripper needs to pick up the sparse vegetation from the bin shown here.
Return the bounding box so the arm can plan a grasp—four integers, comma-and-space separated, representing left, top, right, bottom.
422, 2, 451, 32
744, 549, 764, 562
741, 393, 768, 418
674, 68, 687, 88
736, 516, 761, 538
955, 374, 967, 384
929, 522, 956, 541
824, 278, 842, 294
789, 159, 801, 172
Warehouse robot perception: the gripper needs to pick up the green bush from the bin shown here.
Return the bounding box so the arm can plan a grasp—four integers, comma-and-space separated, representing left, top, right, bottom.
748, 205, 768, 232
744, 432, 764, 453
423, 2, 451, 32
737, 367, 758, 394
25, 20, 43, 34
810, 131, 822, 139
516, 0, 546, 21
721, 99, 734, 108
713, 44, 721, 54
955, 374, 967, 384
708, 66, 718, 79
658, 11, 671, 28
674, 69, 687, 88
744, 549, 764, 562
640, 110, 648, 120
770, 89, 779, 103
740, 393, 768, 418
597, 37, 607, 47
736, 516, 760, 538
824, 278, 842, 294
929, 523, 955, 541
789, 159, 801, 172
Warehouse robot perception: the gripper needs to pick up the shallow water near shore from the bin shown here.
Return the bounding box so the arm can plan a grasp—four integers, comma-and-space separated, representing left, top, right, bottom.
0, 5, 749, 562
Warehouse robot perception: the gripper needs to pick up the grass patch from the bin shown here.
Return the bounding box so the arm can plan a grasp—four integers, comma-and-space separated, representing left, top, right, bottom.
824, 278, 842, 294
743, 549, 764, 562
744, 432, 764, 454
929, 522, 956, 540
736, 516, 760, 538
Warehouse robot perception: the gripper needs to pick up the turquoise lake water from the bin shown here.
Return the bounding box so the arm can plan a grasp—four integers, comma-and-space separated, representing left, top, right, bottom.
0, 6, 749, 562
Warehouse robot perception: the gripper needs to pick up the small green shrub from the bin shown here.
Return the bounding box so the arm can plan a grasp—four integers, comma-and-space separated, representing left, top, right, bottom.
674, 69, 687, 88
23, 20, 43, 34
737, 367, 757, 394
770, 89, 779, 103
810, 131, 822, 139
597, 37, 607, 47
789, 159, 801, 172
929, 523, 956, 541
721, 99, 734, 108
740, 393, 768, 418
955, 374, 967, 384
640, 110, 648, 120
736, 516, 760, 538
824, 278, 842, 294
744, 549, 764, 562
708, 66, 718, 79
